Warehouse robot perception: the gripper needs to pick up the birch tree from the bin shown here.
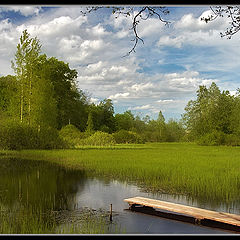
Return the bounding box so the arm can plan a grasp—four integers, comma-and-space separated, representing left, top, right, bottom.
11, 29, 41, 125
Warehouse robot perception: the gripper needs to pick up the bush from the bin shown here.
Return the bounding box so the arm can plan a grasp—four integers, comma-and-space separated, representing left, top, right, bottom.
113, 130, 145, 144
197, 130, 225, 146
59, 124, 87, 148
0, 121, 38, 150
0, 121, 65, 150
224, 134, 240, 146
100, 125, 110, 133
39, 127, 66, 149
78, 131, 116, 147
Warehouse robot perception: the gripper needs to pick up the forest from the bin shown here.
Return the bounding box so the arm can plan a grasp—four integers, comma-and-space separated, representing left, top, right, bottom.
1, 29, 240, 150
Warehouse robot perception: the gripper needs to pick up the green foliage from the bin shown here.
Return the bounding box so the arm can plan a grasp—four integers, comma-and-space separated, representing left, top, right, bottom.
182, 82, 240, 145
197, 131, 240, 147
59, 124, 87, 148
224, 134, 240, 146
197, 130, 225, 146
89, 99, 116, 133
0, 121, 64, 150
132, 115, 146, 134
86, 112, 94, 135
0, 75, 18, 119
79, 131, 116, 147
115, 111, 134, 131
31, 54, 58, 129
38, 127, 65, 149
11, 29, 42, 125
113, 130, 145, 144
45, 57, 89, 130
165, 119, 186, 142
144, 120, 167, 142
0, 121, 39, 150
99, 125, 110, 133
1, 30, 193, 150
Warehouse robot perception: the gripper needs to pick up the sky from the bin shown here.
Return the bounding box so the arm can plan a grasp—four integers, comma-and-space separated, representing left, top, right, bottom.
0, 5, 240, 121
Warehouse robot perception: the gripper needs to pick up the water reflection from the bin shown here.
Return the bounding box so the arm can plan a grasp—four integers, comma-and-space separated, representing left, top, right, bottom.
0, 158, 86, 212
0, 157, 238, 234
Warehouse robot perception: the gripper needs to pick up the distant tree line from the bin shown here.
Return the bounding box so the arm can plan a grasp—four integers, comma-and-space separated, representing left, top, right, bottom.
0, 30, 185, 150
1, 30, 239, 149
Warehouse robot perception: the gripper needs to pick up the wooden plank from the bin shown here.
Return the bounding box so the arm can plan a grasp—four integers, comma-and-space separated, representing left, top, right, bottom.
124, 196, 240, 228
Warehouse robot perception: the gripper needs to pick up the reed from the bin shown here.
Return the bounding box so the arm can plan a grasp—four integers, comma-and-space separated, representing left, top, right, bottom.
0, 204, 115, 234
11, 142, 240, 206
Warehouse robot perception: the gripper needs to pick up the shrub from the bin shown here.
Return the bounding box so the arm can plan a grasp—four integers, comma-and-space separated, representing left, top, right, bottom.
0, 121, 65, 150
78, 131, 116, 147
59, 124, 87, 148
224, 134, 240, 146
113, 130, 145, 144
0, 121, 38, 150
38, 127, 66, 149
100, 125, 110, 133
197, 130, 225, 146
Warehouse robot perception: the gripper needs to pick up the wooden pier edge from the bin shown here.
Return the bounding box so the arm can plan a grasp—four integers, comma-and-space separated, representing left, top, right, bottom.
124, 196, 240, 232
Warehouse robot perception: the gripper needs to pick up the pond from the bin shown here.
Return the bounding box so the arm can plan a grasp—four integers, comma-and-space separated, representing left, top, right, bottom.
0, 157, 238, 234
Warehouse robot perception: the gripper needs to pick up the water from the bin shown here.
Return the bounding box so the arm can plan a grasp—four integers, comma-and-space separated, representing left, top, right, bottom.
0, 157, 239, 234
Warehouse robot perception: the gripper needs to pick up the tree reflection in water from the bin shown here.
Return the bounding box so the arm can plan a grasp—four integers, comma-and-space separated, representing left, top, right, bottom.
0, 158, 92, 233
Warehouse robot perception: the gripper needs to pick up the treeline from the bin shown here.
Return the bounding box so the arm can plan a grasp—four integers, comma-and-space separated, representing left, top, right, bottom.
0, 30, 185, 150
1, 30, 239, 149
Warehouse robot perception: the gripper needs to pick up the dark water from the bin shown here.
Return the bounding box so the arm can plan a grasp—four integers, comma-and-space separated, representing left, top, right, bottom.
0, 157, 239, 234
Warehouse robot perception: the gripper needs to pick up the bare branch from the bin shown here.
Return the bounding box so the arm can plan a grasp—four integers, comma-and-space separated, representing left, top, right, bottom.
201, 6, 240, 39
80, 6, 170, 57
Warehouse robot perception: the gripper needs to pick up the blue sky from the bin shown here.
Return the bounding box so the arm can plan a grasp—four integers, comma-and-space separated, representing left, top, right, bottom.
0, 5, 240, 121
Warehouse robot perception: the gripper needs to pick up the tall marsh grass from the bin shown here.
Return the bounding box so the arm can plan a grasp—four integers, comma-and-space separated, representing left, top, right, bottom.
12, 143, 240, 205
0, 204, 115, 234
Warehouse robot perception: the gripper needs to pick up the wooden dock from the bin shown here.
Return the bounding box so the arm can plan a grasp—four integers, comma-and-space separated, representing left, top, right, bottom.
124, 196, 240, 232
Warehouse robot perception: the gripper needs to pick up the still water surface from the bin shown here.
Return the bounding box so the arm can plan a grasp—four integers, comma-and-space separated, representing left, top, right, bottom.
0, 157, 239, 234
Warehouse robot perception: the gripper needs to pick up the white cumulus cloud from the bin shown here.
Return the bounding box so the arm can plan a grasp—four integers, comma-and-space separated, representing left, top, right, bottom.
0, 6, 42, 17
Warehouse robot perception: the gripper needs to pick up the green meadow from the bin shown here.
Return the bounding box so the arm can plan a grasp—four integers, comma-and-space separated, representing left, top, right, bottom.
8, 142, 240, 205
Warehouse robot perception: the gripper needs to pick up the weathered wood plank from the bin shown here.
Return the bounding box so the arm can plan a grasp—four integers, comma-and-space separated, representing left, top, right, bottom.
124, 196, 240, 229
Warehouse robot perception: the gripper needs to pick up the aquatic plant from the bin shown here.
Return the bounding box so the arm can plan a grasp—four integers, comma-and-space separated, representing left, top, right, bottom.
13, 143, 240, 206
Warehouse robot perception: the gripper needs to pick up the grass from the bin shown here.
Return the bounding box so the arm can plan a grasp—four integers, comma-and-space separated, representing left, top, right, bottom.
5, 142, 240, 206
0, 204, 116, 234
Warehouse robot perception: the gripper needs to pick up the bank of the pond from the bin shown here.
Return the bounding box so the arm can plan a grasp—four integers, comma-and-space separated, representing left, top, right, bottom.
8, 142, 240, 206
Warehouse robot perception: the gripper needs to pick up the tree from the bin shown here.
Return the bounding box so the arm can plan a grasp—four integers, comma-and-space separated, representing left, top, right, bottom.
133, 115, 146, 134
182, 82, 236, 141
43, 57, 89, 130
228, 89, 240, 136
11, 29, 41, 125
98, 99, 116, 133
0, 75, 18, 122
143, 111, 167, 142
115, 110, 135, 131
31, 54, 58, 130
156, 110, 166, 141
166, 119, 185, 142
86, 111, 94, 135
81, 6, 170, 56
